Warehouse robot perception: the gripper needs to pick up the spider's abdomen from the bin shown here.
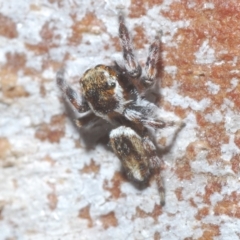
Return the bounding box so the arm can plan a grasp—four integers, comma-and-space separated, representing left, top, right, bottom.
80, 65, 128, 118
110, 126, 151, 183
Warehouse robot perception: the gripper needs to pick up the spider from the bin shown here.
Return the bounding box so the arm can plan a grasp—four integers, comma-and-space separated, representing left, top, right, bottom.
57, 14, 182, 205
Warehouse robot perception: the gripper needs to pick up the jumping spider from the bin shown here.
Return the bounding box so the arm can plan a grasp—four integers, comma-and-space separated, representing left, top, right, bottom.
57, 14, 183, 205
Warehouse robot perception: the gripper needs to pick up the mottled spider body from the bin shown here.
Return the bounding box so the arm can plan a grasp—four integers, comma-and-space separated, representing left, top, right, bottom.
110, 126, 159, 182
80, 64, 131, 122
110, 126, 165, 205
57, 14, 179, 205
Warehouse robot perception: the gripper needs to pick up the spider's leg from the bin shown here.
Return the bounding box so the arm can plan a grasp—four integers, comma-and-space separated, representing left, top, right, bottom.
141, 33, 161, 88
124, 101, 185, 130
75, 112, 101, 128
118, 14, 141, 78
56, 68, 90, 113
142, 135, 162, 168
155, 168, 165, 206
124, 108, 166, 129
142, 135, 165, 206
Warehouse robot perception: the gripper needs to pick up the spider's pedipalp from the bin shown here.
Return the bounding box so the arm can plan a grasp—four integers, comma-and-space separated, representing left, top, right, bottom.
56, 69, 90, 113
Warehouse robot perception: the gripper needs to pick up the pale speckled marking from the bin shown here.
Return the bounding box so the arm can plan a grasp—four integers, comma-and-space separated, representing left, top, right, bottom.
109, 125, 138, 138
130, 165, 145, 182
112, 78, 128, 114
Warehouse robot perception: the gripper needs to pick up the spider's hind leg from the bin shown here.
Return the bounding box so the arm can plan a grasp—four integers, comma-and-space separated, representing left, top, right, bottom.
142, 134, 166, 206
154, 168, 165, 206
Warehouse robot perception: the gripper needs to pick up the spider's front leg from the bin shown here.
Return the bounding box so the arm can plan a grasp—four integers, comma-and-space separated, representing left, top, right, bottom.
142, 34, 161, 88
118, 14, 142, 79
56, 68, 90, 113
119, 14, 161, 93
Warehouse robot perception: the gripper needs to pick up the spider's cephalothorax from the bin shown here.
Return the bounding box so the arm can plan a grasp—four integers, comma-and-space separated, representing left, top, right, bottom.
80, 64, 131, 121
57, 14, 181, 205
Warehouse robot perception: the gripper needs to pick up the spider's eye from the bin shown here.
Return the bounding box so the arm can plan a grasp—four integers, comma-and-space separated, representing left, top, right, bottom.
104, 81, 116, 89
110, 82, 116, 88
